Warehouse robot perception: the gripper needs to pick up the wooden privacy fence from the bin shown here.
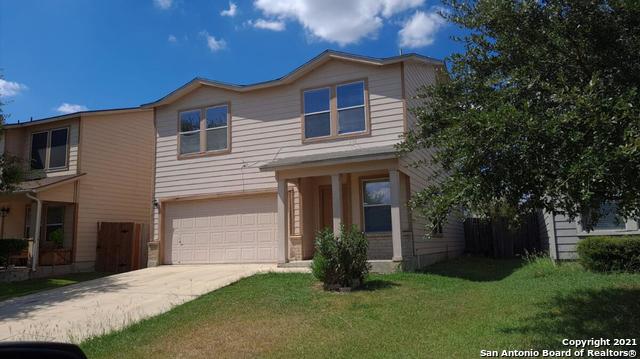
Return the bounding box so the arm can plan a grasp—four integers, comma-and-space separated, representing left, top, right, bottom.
96, 222, 148, 273
464, 215, 541, 258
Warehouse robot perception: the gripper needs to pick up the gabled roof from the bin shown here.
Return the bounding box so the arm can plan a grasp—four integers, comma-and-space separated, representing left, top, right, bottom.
141, 50, 443, 108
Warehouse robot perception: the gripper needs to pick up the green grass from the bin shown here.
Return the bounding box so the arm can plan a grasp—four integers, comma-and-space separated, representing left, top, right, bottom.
81, 257, 640, 358
0, 272, 109, 301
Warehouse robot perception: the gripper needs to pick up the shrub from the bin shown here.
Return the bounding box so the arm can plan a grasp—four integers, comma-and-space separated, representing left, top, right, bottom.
311, 225, 370, 290
577, 236, 640, 273
0, 239, 29, 267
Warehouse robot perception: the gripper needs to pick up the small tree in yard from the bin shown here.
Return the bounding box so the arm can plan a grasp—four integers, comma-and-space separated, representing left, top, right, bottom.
0, 77, 25, 194
312, 226, 370, 290
399, 0, 640, 231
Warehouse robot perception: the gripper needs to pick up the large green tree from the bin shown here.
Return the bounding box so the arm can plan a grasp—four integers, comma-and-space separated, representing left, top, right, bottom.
0, 80, 24, 193
400, 0, 640, 230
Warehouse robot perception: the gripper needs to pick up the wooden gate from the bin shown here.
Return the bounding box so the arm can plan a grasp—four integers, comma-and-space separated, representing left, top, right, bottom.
96, 222, 146, 273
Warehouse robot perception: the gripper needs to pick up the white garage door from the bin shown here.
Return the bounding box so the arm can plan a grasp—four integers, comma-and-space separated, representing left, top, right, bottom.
165, 194, 278, 264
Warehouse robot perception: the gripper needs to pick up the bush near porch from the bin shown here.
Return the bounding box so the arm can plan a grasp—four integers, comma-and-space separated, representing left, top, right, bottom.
81, 256, 640, 358
577, 235, 640, 273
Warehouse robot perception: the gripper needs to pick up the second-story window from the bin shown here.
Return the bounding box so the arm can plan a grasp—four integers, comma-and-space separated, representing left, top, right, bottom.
337, 81, 366, 134
302, 79, 368, 141
179, 104, 230, 157
303, 88, 331, 139
30, 127, 69, 171
179, 110, 201, 155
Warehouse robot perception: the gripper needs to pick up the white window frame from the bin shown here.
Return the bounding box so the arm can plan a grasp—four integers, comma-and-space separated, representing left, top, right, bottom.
44, 205, 65, 242
302, 87, 332, 140
178, 109, 202, 156
362, 178, 392, 233
204, 104, 229, 152
29, 127, 69, 171
336, 80, 366, 135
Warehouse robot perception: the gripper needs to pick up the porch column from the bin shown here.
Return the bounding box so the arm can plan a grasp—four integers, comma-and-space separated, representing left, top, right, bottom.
276, 178, 289, 264
331, 174, 342, 234
389, 170, 403, 261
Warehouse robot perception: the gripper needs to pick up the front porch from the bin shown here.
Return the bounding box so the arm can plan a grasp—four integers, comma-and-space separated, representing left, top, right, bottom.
0, 175, 82, 274
261, 146, 414, 267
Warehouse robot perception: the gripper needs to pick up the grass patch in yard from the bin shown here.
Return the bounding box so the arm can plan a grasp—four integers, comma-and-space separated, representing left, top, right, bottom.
0, 272, 109, 301
81, 257, 640, 358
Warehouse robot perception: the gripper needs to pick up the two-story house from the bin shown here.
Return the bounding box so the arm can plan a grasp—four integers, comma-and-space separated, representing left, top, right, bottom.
145, 50, 465, 271
0, 108, 154, 275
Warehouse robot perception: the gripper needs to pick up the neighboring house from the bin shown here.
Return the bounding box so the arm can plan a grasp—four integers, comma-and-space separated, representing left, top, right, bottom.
145, 50, 465, 270
542, 203, 640, 260
0, 108, 154, 274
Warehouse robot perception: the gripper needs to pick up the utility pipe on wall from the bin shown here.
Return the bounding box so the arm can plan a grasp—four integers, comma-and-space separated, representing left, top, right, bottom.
25, 192, 42, 272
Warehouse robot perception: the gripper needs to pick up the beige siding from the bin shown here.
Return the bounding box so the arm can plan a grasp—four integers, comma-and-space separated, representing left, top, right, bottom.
400, 60, 465, 259
0, 197, 30, 238
38, 181, 76, 203
153, 60, 406, 241
75, 110, 154, 263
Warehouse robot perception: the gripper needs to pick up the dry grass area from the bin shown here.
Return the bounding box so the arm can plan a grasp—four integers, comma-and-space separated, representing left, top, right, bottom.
81, 257, 640, 358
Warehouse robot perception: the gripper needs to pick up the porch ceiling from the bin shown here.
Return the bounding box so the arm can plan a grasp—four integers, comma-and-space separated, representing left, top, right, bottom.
259, 145, 397, 172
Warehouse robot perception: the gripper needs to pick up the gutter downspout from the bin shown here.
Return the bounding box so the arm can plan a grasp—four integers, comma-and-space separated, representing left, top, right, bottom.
25, 192, 42, 272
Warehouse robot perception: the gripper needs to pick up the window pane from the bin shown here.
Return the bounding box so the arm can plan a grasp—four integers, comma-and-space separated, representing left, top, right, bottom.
364, 206, 392, 232
338, 107, 365, 134
363, 181, 391, 205
31, 132, 48, 170
46, 225, 64, 242
49, 128, 68, 168
337, 82, 364, 109
206, 106, 227, 128
206, 128, 227, 151
304, 112, 331, 138
46, 206, 65, 225
180, 110, 200, 132
303, 88, 330, 114
593, 202, 626, 230
180, 132, 200, 154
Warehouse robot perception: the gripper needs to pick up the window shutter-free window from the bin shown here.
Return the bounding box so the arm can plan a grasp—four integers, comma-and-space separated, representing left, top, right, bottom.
337, 81, 366, 134
49, 128, 69, 168
362, 180, 392, 232
205, 105, 228, 151
179, 110, 201, 155
30, 132, 48, 170
593, 202, 626, 230
303, 88, 331, 138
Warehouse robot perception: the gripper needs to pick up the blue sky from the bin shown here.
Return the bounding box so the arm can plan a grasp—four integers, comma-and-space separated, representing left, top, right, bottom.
0, 0, 465, 123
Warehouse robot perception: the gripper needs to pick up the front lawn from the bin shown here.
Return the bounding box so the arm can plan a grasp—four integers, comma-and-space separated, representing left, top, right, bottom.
0, 272, 108, 302
81, 257, 640, 358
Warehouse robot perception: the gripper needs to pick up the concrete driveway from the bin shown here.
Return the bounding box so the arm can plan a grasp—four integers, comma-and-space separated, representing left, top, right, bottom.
0, 264, 307, 343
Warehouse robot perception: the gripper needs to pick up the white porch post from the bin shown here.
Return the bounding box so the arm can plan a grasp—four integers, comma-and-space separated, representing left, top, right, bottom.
389, 170, 403, 261
331, 174, 342, 234
26, 192, 43, 271
276, 178, 289, 264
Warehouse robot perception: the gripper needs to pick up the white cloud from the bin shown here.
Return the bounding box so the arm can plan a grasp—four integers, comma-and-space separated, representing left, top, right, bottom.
153, 0, 173, 10
248, 19, 286, 31
168, 34, 177, 43
0, 79, 28, 98
253, 0, 424, 46
220, 2, 238, 17
398, 10, 445, 48
56, 103, 88, 114
200, 31, 227, 52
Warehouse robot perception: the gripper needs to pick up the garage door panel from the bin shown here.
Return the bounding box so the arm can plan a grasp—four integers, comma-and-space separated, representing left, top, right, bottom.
166, 194, 278, 264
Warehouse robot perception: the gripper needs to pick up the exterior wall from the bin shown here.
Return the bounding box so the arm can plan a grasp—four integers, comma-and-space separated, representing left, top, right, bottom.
153, 59, 407, 242
0, 196, 30, 239
4, 118, 80, 178
400, 60, 465, 264
75, 110, 154, 264
37, 181, 76, 203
